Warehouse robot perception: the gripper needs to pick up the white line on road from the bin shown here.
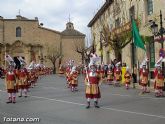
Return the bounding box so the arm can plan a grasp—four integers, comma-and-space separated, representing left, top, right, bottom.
110, 93, 131, 97
31, 95, 165, 119
0, 89, 165, 119
0, 89, 5, 92
40, 86, 69, 91
102, 106, 165, 119
31, 95, 85, 106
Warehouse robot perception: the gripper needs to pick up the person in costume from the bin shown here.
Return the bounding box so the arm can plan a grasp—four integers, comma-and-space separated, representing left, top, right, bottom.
139, 64, 149, 94
69, 66, 79, 92
124, 67, 132, 90
114, 62, 121, 87
17, 57, 28, 97
107, 64, 114, 85
5, 55, 17, 103
121, 63, 127, 85
154, 57, 164, 97
65, 60, 74, 88
84, 55, 101, 109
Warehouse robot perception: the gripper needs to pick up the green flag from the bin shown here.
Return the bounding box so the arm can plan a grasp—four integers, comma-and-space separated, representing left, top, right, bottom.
132, 19, 146, 51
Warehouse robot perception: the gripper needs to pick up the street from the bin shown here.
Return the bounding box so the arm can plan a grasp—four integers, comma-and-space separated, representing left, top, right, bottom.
0, 75, 165, 124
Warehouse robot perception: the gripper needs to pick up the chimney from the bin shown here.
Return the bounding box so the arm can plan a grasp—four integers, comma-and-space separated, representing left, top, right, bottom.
35, 17, 38, 20
0, 16, 3, 19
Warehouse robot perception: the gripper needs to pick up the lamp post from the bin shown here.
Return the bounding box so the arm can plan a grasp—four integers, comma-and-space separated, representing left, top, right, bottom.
150, 10, 165, 89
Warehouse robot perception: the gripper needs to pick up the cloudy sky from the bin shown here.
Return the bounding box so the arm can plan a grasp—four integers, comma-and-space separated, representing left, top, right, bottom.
0, 0, 105, 43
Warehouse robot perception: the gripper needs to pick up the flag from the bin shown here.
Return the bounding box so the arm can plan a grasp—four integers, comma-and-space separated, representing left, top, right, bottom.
132, 19, 146, 51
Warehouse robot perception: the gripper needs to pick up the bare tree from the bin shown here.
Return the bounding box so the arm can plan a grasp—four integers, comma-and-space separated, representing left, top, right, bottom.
74, 42, 86, 64
84, 45, 95, 65
74, 41, 95, 65
47, 46, 62, 74
102, 24, 132, 61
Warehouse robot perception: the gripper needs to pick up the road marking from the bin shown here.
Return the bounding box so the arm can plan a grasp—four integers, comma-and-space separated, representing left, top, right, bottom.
0, 89, 5, 92
40, 86, 69, 91
102, 106, 165, 119
31, 95, 165, 119
1, 89, 165, 119
31, 95, 85, 106
110, 93, 131, 97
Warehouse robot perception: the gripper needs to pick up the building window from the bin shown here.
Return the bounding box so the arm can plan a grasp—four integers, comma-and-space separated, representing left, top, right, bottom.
16, 27, 21, 37
147, 0, 153, 15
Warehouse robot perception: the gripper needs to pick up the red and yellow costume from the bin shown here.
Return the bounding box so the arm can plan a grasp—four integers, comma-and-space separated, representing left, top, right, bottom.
70, 70, 78, 91
17, 68, 28, 97
124, 71, 132, 89
19, 68, 28, 89
124, 72, 131, 84
139, 67, 149, 93
154, 68, 164, 96
85, 53, 101, 109
139, 68, 148, 87
5, 71, 16, 93
65, 67, 71, 87
5, 70, 17, 103
114, 67, 121, 87
28, 70, 35, 87
107, 70, 113, 82
155, 71, 164, 89
114, 68, 121, 81
85, 71, 101, 99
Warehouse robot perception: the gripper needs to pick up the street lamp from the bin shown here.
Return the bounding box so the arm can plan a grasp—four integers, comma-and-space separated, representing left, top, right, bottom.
150, 22, 158, 36
150, 10, 165, 48
150, 10, 165, 90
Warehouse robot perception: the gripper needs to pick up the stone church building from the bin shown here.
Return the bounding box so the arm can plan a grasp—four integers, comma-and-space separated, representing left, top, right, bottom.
0, 15, 85, 68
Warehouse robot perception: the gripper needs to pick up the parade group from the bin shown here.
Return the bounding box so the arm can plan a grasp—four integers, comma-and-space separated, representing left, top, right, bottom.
4, 55, 52, 104
59, 53, 164, 108
3, 53, 165, 109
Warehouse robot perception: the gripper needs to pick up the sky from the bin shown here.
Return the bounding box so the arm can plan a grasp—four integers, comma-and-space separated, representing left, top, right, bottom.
0, 0, 105, 45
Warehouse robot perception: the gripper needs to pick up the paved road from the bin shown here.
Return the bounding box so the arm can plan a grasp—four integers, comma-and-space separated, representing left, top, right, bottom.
0, 75, 165, 124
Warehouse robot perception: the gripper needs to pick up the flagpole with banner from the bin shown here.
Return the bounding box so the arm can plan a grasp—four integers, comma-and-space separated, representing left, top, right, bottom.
131, 17, 136, 88
131, 18, 146, 88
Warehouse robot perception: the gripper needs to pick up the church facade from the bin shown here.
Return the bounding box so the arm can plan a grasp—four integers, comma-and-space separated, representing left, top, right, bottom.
0, 15, 85, 68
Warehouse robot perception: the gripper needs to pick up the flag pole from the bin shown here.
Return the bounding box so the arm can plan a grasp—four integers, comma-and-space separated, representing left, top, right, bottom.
131, 16, 136, 89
